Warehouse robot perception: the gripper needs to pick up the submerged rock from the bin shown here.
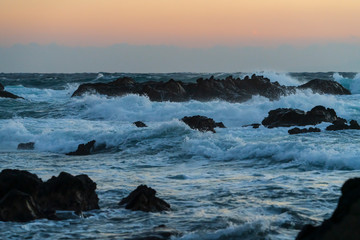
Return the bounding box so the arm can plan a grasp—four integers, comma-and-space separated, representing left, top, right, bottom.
17, 142, 35, 150
66, 140, 96, 156
129, 225, 182, 240
119, 185, 170, 212
297, 79, 351, 95
0, 83, 23, 99
133, 121, 147, 128
296, 178, 360, 240
38, 172, 100, 213
262, 106, 338, 128
181, 115, 225, 133
288, 127, 321, 135
242, 123, 261, 129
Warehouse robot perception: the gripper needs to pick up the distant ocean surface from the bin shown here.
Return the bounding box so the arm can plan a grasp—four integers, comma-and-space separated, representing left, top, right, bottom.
1, 71, 360, 239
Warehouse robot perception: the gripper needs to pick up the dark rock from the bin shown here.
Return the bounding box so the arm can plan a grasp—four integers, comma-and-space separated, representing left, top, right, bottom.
296, 178, 360, 240
134, 121, 147, 128
326, 119, 360, 131
0, 90, 23, 99
262, 106, 338, 128
181, 115, 225, 133
0, 189, 45, 222
38, 172, 100, 213
242, 123, 261, 129
297, 79, 351, 95
288, 127, 321, 135
0, 169, 43, 200
66, 140, 96, 156
119, 185, 170, 212
17, 142, 35, 150
350, 120, 360, 129
129, 225, 182, 240
0, 83, 3, 91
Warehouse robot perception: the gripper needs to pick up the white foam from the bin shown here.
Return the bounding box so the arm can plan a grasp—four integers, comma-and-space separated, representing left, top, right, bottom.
333, 72, 360, 94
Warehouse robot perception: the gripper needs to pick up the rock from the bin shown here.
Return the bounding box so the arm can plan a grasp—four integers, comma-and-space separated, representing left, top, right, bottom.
262, 106, 338, 128
0, 189, 46, 222
66, 140, 96, 156
119, 185, 170, 212
242, 123, 261, 129
0, 169, 43, 200
296, 178, 360, 240
0, 90, 23, 99
297, 79, 351, 95
181, 115, 225, 133
134, 121, 147, 128
326, 119, 360, 131
38, 172, 100, 213
129, 225, 182, 240
288, 127, 321, 135
17, 142, 35, 150
0, 83, 3, 91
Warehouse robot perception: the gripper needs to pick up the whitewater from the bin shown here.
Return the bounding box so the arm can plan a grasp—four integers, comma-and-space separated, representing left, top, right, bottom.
0, 71, 360, 239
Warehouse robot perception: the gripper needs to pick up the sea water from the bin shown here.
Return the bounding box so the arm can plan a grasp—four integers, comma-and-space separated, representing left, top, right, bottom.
0, 71, 360, 239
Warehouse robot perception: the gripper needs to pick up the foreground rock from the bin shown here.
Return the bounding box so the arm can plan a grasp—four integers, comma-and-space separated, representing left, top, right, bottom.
119, 185, 170, 212
133, 121, 147, 128
296, 178, 360, 240
181, 115, 226, 133
262, 106, 338, 128
0, 169, 99, 222
17, 142, 35, 150
288, 127, 321, 135
0, 83, 23, 99
297, 79, 351, 95
66, 140, 96, 155
71, 75, 350, 103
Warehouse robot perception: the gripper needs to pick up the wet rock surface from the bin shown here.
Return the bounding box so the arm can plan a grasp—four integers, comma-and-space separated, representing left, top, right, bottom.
0, 169, 99, 222
0, 83, 23, 99
296, 178, 360, 240
288, 127, 321, 135
66, 140, 96, 156
119, 185, 170, 212
326, 119, 360, 131
17, 142, 35, 150
297, 79, 351, 95
133, 121, 148, 128
181, 115, 225, 133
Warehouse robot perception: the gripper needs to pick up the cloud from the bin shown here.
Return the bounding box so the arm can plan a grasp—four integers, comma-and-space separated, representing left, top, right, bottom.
0, 43, 359, 73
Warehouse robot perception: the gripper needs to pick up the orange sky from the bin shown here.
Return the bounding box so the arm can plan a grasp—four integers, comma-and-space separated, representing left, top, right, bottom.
0, 0, 359, 47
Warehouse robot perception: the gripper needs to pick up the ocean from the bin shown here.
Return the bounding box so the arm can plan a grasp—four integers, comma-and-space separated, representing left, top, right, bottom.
0, 71, 360, 239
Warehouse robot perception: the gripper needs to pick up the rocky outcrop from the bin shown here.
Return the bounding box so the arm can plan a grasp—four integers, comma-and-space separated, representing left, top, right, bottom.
262, 106, 338, 128
288, 127, 321, 135
297, 79, 351, 95
0, 169, 99, 222
38, 172, 99, 213
119, 185, 170, 212
296, 178, 360, 240
242, 123, 261, 129
66, 140, 96, 156
71, 76, 350, 102
326, 119, 360, 131
181, 115, 226, 133
17, 142, 35, 150
0, 83, 23, 99
133, 121, 147, 128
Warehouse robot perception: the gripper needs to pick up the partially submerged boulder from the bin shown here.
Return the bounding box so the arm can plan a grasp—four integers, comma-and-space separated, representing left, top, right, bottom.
17, 142, 35, 150
326, 119, 360, 131
288, 127, 321, 135
181, 115, 226, 133
296, 178, 360, 240
119, 185, 170, 212
297, 79, 351, 95
66, 140, 96, 156
0, 83, 23, 99
242, 123, 261, 129
133, 121, 147, 128
262, 106, 338, 128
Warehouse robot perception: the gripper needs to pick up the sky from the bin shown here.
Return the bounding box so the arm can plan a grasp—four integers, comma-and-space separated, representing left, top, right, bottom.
0, 0, 359, 72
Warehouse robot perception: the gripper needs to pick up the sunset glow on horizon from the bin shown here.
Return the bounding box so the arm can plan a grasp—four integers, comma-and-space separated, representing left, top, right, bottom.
1, 0, 359, 48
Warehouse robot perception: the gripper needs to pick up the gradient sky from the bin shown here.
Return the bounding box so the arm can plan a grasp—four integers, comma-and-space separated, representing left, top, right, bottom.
1, 0, 359, 72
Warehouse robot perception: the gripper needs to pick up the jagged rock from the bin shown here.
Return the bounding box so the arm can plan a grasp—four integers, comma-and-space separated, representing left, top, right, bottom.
242, 123, 261, 129
288, 127, 321, 135
0, 90, 23, 99
0, 189, 46, 222
133, 121, 147, 128
38, 172, 100, 213
17, 142, 35, 150
119, 185, 170, 212
297, 79, 351, 95
66, 140, 96, 156
181, 115, 225, 133
262, 106, 338, 128
296, 178, 360, 240
326, 119, 360, 131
